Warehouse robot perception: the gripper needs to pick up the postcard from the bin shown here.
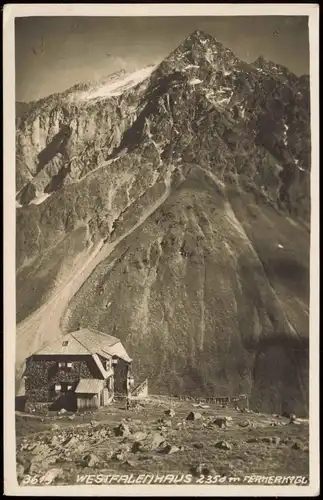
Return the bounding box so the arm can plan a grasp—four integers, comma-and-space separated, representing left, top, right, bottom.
3, 3, 320, 497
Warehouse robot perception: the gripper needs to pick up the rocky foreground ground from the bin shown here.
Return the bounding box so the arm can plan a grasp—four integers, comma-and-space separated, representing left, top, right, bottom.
16, 397, 309, 486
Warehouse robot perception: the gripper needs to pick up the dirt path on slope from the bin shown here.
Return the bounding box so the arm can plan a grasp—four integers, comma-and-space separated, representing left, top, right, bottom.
15, 169, 174, 387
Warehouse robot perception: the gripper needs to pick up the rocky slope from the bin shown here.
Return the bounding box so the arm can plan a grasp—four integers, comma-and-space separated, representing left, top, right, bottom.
16, 398, 309, 485
16, 30, 311, 415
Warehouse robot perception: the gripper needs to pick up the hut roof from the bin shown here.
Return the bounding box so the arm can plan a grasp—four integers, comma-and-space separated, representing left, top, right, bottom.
31, 327, 132, 362
75, 378, 104, 394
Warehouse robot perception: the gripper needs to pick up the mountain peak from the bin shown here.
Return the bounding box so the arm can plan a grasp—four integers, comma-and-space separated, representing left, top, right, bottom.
188, 29, 211, 40
252, 55, 298, 80
184, 29, 222, 48
253, 55, 274, 67
158, 28, 240, 79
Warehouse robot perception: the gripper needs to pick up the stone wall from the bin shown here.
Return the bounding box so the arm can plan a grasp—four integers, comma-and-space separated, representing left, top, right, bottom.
25, 401, 51, 414
24, 355, 100, 402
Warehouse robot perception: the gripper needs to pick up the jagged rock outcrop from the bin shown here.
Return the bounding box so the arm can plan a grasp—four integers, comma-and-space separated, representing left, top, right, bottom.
16, 30, 310, 415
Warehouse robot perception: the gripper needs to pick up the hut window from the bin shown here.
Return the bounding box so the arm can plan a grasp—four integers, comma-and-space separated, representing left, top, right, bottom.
112, 358, 118, 365
62, 341, 68, 346
58, 362, 66, 368
67, 385, 72, 391
55, 384, 62, 391
67, 362, 73, 369
106, 358, 112, 371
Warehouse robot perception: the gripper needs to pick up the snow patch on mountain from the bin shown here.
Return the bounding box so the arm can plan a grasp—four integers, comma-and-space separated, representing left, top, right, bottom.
189, 78, 203, 85
183, 64, 200, 70
283, 123, 289, 146
80, 65, 158, 101
29, 193, 52, 206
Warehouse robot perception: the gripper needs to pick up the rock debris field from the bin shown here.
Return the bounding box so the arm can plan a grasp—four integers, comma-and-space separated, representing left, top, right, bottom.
16, 397, 309, 486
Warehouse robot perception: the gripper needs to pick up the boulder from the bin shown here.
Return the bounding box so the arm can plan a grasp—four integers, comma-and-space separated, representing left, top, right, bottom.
213, 417, 228, 428
288, 413, 302, 425
186, 411, 203, 421
191, 463, 216, 477
99, 428, 110, 438
132, 432, 165, 453
83, 453, 100, 467
28, 455, 56, 474
131, 442, 143, 453
114, 422, 131, 437
159, 444, 182, 454
50, 435, 61, 447
292, 442, 304, 451
30, 442, 51, 460
157, 417, 172, 427
41, 468, 64, 484
28, 462, 43, 475
191, 463, 205, 476
114, 443, 131, 454
122, 459, 136, 468
16, 463, 25, 480
215, 440, 232, 450
261, 436, 280, 445
165, 409, 176, 417
131, 431, 148, 442
239, 419, 250, 428
113, 452, 127, 462
16, 456, 30, 474
147, 432, 166, 451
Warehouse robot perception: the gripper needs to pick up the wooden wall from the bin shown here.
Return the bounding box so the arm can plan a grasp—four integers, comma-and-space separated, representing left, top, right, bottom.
77, 393, 100, 410
114, 359, 131, 395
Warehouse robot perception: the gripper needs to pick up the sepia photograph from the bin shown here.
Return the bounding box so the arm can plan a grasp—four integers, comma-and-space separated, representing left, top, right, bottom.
3, 3, 320, 497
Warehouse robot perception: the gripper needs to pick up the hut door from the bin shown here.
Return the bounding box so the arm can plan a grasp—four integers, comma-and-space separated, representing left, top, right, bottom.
102, 389, 111, 406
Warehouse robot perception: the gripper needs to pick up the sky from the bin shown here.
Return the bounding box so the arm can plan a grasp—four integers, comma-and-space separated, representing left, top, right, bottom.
15, 16, 310, 103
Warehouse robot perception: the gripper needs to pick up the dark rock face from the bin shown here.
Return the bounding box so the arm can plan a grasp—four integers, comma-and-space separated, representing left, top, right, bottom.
16, 30, 310, 415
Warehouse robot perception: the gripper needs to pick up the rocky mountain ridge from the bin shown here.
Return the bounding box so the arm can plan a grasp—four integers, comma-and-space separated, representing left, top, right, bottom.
16, 30, 310, 415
